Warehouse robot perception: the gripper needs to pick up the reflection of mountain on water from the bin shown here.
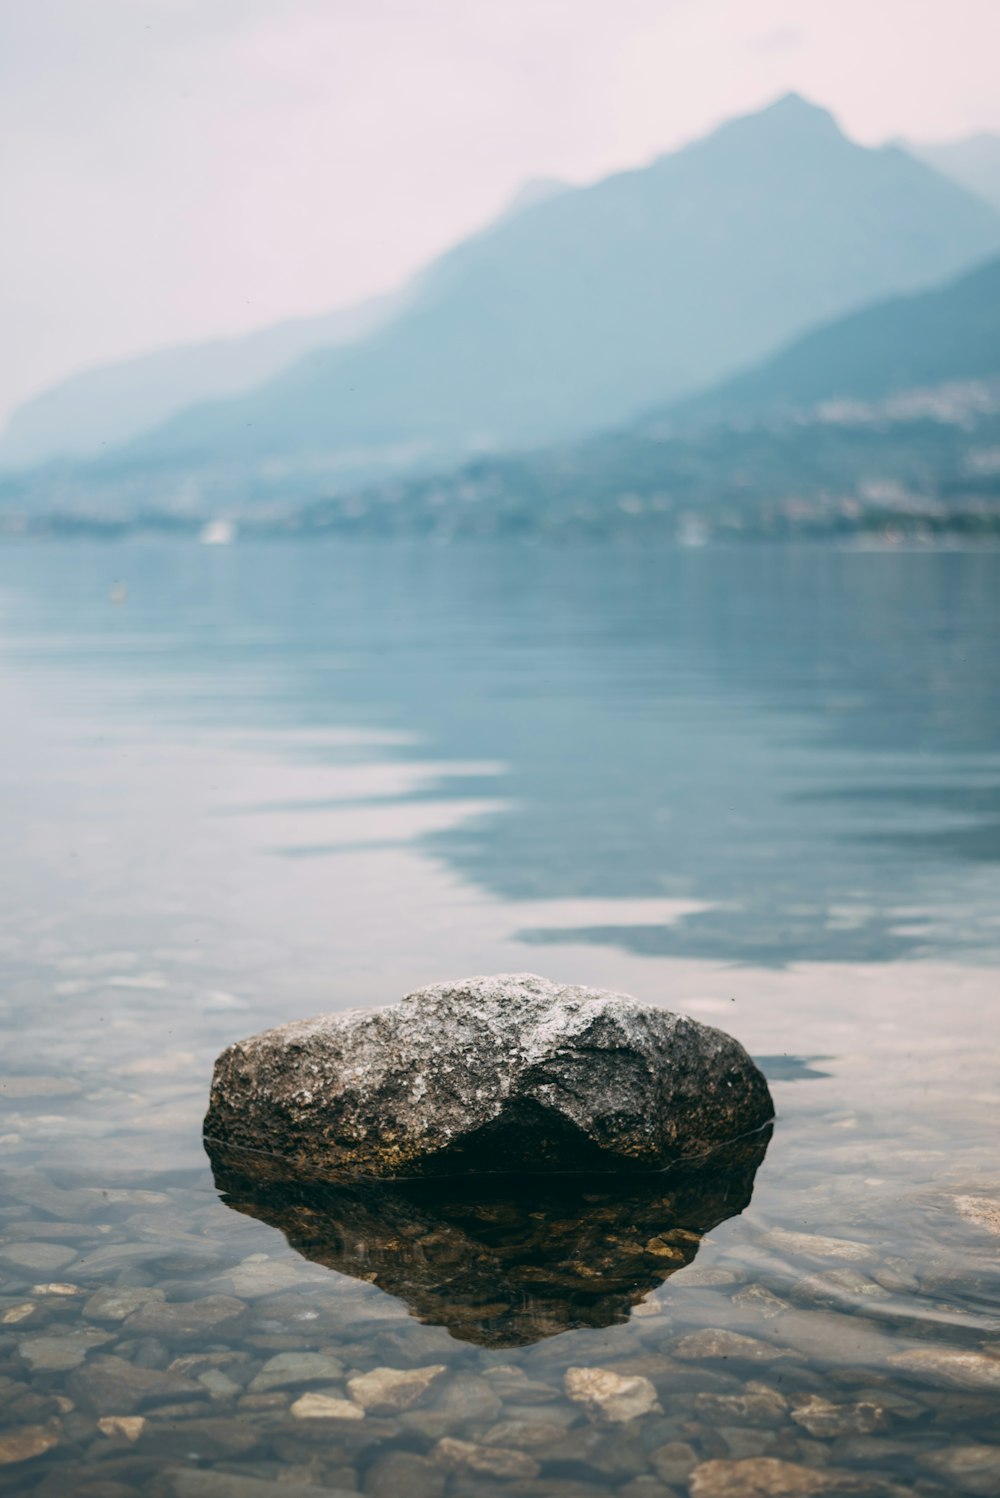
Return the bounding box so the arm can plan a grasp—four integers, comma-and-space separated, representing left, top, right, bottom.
515, 908, 927, 967
7, 544, 1000, 966
405, 549, 1000, 965
208, 1131, 770, 1347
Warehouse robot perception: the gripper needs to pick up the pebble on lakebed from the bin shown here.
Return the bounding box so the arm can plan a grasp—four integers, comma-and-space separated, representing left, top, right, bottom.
564, 1365, 662, 1422
204, 973, 773, 1179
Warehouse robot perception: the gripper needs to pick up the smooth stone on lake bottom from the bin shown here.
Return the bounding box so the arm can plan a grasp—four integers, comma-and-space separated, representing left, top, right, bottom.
673, 1329, 796, 1362
689, 1456, 905, 1495
248, 1351, 344, 1392
564, 1365, 661, 1422
289, 1391, 364, 1420
83, 1285, 166, 1321
165, 1472, 352, 1498
68, 1354, 206, 1414
203, 973, 773, 1178
122, 1295, 244, 1338
399, 1373, 502, 1434
18, 1326, 114, 1371
0, 1241, 77, 1271
212, 1254, 315, 1298
790, 1394, 890, 1437
650, 1441, 699, 1483
0, 1302, 37, 1324
345, 1364, 446, 1413
481, 1417, 574, 1449
695, 1385, 789, 1425
0, 1426, 60, 1466
954, 1194, 1000, 1237
919, 1445, 1000, 1496
365, 1450, 446, 1498
432, 1436, 542, 1479
764, 1228, 876, 1264
97, 1414, 146, 1442
888, 1346, 1000, 1392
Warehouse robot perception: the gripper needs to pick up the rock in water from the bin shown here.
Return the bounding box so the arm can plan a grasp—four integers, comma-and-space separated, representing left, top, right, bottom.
204, 973, 772, 1180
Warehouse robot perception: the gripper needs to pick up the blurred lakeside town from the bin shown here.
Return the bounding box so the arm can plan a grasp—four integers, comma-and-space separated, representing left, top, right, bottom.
3, 379, 999, 546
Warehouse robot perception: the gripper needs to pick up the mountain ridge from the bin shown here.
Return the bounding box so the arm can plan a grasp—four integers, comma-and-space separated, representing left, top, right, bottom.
904, 133, 1000, 211
272, 247, 1000, 541
662, 252, 1000, 426
107, 92, 1000, 482
0, 287, 407, 471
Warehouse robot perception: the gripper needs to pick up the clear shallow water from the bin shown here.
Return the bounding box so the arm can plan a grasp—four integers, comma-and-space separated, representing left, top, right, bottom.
0, 540, 998, 1497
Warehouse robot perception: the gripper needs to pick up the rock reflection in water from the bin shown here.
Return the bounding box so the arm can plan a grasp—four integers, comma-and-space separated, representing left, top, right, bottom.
207, 1129, 770, 1347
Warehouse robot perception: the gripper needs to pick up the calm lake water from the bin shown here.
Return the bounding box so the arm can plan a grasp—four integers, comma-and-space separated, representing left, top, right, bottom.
0, 540, 998, 1497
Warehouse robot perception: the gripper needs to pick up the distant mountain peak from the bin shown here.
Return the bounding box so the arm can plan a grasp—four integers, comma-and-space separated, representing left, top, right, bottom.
716, 91, 844, 143
765, 90, 832, 118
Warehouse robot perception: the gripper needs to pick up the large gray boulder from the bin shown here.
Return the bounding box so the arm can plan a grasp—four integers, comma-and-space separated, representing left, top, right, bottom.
204, 974, 772, 1180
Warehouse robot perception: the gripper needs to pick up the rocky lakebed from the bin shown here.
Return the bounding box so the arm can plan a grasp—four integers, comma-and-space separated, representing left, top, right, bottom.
1, 1162, 999, 1498
1, 978, 999, 1496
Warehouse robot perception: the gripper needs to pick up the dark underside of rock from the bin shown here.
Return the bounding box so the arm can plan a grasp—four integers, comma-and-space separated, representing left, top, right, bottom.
203, 974, 774, 1182
208, 1130, 771, 1346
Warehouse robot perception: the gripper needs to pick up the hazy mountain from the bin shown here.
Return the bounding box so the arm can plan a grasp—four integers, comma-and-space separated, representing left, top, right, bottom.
0, 175, 570, 474
905, 134, 1000, 211
116, 94, 1000, 480
0, 288, 405, 470
670, 254, 1000, 424
273, 251, 1000, 541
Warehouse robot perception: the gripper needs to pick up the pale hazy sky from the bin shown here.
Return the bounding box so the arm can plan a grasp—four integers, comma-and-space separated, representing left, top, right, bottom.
2, 0, 999, 424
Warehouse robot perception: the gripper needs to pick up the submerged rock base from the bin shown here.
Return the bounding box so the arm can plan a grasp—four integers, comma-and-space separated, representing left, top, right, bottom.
208, 1128, 771, 1346
204, 973, 773, 1181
